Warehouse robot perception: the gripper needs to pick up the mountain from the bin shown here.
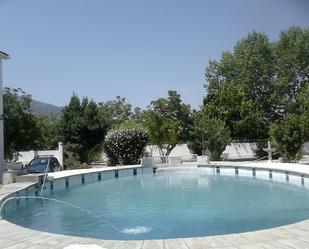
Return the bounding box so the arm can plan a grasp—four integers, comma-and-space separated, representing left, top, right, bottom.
30, 100, 63, 119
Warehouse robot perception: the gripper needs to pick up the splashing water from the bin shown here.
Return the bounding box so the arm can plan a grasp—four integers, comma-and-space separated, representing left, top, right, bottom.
0, 196, 120, 232
122, 226, 152, 235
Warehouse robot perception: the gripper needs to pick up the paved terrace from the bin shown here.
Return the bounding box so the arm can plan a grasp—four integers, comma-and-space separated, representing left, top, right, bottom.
1, 163, 309, 248
48, 165, 141, 179
199, 161, 309, 176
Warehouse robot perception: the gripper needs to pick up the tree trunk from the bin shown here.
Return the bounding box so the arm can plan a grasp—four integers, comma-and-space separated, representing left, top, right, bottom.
165, 144, 176, 156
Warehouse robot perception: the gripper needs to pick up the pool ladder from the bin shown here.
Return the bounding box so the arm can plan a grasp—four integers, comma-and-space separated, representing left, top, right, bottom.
40, 162, 54, 196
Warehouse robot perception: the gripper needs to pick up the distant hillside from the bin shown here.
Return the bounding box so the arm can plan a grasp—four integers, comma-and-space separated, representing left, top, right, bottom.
30, 100, 63, 119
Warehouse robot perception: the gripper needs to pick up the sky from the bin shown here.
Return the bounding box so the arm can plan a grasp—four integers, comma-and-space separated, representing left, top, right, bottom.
0, 0, 309, 109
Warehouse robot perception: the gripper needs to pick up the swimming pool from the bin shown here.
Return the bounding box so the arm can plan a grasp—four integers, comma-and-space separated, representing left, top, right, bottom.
2, 167, 309, 240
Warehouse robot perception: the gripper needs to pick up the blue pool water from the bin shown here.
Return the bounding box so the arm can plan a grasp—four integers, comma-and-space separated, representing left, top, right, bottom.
3, 169, 309, 240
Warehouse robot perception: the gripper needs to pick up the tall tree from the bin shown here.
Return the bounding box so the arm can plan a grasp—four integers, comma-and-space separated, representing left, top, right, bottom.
60, 94, 108, 164
298, 84, 309, 141
273, 26, 309, 115
3, 88, 42, 160
189, 109, 231, 160
99, 96, 132, 129
204, 32, 275, 140
36, 117, 60, 150
143, 90, 192, 156
268, 27, 309, 160
204, 27, 309, 141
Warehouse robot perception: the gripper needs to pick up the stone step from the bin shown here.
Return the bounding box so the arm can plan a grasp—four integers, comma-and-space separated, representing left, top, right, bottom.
299, 155, 309, 164
15, 174, 44, 183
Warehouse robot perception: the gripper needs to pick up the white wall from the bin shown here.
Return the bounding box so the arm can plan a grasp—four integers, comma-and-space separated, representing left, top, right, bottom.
16, 142, 63, 168
146, 143, 257, 160
302, 142, 309, 155
223, 142, 257, 160
146, 144, 192, 157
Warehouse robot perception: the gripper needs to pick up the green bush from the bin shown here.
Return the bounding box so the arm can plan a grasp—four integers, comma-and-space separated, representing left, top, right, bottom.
190, 111, 231, 160
104, 128, 149, 165
270, 114, 303, 160
64, 152, 89, 169
254, 140, 268, 158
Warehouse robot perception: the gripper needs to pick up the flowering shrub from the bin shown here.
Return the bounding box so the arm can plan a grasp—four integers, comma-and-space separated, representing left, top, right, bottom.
104, 128, 149, 165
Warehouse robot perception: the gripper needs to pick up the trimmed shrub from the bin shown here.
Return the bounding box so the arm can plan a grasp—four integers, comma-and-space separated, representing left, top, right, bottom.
270, 113, 303, 160
104, 128, 149, 165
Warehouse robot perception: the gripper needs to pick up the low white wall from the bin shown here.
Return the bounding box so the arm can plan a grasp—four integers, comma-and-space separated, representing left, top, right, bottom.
146, 144, 193, 157
223, 142, 257, 160
16, 142, 63, 168
197, 156, 210, 165
146, 143, 257, 160
302, 142, 309, 155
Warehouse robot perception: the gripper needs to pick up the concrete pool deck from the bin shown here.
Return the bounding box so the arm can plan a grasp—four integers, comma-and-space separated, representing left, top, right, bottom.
198, 161, 309, 177
1, 162, 309, 248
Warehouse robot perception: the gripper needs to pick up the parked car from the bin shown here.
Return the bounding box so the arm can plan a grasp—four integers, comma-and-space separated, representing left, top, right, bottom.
26, 156, 60, 173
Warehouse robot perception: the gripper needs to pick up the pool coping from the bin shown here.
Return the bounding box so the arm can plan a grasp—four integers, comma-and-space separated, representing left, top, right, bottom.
1, 162, 309, 248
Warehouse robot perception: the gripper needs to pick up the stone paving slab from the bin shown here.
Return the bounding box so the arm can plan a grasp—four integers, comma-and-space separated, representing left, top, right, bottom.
202, 236, 234, 247
164, 238, 189, 249
142, 239, 163, 249
184, 237, 212, 249
0, 182, 36, 205
279, 238, 309, 249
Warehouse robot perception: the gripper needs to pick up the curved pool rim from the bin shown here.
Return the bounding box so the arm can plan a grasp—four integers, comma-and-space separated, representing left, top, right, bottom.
2, 162, 309, 248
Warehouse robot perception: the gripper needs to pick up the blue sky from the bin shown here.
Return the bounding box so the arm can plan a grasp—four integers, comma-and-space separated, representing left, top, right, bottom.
0, 0, 308, 109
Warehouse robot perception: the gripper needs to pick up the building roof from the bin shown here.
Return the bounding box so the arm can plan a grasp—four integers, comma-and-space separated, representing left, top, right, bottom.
0, 51, 10, 60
